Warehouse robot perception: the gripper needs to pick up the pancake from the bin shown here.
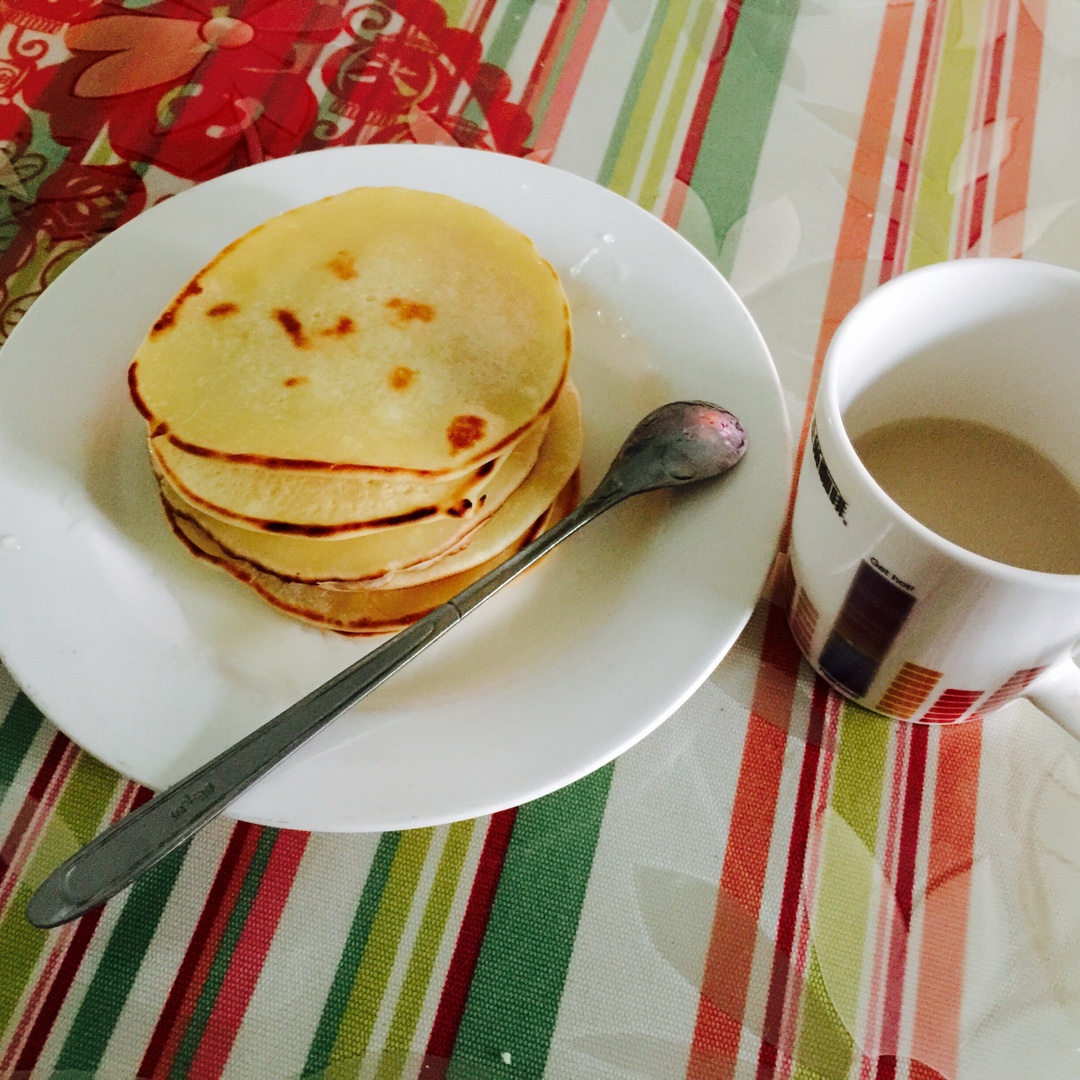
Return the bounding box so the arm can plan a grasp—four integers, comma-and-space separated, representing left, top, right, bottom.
153, 393, 573, 583
129, 186, 571, 472
164, 475, 579, 635
151, 412, 547, 538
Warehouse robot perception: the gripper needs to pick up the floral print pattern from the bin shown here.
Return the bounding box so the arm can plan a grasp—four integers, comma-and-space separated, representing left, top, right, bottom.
0, 0, 538, 338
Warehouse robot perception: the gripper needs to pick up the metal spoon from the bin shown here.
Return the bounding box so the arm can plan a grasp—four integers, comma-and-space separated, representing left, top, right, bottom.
26, 401, 746, 929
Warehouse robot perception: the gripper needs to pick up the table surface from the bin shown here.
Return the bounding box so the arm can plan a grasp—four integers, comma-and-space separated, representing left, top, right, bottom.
2, 1, 1080, 1078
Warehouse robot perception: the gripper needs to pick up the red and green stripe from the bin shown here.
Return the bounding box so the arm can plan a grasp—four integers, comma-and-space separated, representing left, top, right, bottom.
687, 602, 802, 1080
444, 764, 614, 1078
678, 0, 802, 273
11, 781, 147, 1075
304, 829, 403, 1075
311, 827, 435, 1075
527, 0, 609, 155
164, 826, 284, 1077
480, 0, 535, 72
792, 703, 892, 1078
910, 721, 981, 1078
0, 748, 119, 1051
0, 733, 70, 912
185, 828, 309, 1077
879, 0, 944, 281
906, 0, 977, 271
788, 0, 916, 490
755, 677, 830, 1078
138, 822, 262, 1077
49, 835, 189, 1076
519, 0, 584, 123
377, 818, 476, 1078
598, 0, 696, 195
0, 694, 44, 800
424, 809, 518, 1074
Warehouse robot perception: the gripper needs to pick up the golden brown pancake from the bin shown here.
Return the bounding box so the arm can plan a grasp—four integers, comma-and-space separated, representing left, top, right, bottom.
164, 475, 579, 635
150, 413, 547, 538
152, 388, 576, 583
129, 187, 571, 472
132, 188, 583, 632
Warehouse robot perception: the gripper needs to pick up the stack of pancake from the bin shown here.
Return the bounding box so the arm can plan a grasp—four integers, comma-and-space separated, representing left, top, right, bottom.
128, 187, 581, 634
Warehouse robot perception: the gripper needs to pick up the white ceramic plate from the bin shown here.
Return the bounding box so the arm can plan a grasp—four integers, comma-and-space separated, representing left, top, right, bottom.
0, 146, 790, 832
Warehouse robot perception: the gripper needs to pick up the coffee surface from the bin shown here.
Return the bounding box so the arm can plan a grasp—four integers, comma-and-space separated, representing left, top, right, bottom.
852, 416, 1080, 574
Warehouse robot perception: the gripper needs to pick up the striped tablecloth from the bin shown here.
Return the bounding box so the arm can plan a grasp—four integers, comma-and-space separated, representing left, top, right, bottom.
2, 1, 1080, 1077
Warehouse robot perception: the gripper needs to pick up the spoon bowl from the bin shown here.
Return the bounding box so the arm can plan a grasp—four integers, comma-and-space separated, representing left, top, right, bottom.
598, 400, 747, 497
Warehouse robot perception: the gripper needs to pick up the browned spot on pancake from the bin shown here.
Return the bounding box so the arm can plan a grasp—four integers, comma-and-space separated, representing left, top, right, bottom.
447, 414, 486, 454
327, 251, 358, 280
151, 422, 168, 437
389, 366, 416, 390
150, 279, 203, 336
127, 362, 155, 421
446, 499, 473, 518
207, 302, 239, 317
475, 459, 496, 480
564, 321, 572, 356
453, 368, 567, 468
319, 316, 355, 337
165, 430, 459, 475
260, 505, 438, 536
386, 297, 435, 324
273, 308, 308, 348
177, 279, 203, 301
283, 376, 309, 388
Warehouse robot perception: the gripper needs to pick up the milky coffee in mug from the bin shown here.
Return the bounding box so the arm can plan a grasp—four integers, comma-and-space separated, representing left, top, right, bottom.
788, 259, 1080, 736
852, 416, 1080, 575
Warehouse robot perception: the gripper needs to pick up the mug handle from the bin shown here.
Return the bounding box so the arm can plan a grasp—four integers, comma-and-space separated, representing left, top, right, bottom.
1025, 658, 1080, 739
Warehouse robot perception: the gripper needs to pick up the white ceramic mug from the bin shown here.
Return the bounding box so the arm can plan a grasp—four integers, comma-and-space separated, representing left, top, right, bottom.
788, 258, 1080, 736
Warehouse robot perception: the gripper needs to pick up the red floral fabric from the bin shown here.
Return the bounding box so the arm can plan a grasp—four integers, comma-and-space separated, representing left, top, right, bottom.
28, 0, 343, 180
0, 0, 536, 337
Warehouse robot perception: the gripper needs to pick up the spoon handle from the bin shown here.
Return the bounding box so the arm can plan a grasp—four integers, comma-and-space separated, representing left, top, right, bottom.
25, 485, 624, 929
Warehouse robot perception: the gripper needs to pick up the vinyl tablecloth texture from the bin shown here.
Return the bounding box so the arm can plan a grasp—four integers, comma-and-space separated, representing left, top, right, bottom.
2, 0, 1080, 1077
